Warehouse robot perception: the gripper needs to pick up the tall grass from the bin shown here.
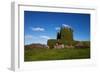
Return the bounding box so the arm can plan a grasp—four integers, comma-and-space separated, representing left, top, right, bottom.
24, 48, 90, 61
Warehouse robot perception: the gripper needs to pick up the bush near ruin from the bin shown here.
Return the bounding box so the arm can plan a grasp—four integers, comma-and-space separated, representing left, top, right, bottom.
25, 43, 49, 50
73, 41, 90, 48
47, 39, 57, 48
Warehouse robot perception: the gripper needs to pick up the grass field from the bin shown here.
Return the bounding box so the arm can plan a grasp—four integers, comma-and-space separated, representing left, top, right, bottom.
24, 48, 90, 61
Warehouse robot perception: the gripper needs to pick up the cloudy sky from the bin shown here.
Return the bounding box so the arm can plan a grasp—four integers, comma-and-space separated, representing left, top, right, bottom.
24, 11, 90, 45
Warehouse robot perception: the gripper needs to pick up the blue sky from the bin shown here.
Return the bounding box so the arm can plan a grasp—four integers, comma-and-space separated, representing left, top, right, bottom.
24, 11, 90, 45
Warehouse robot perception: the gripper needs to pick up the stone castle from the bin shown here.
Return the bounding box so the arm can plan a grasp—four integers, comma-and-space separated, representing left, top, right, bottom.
47, 25, 74, 49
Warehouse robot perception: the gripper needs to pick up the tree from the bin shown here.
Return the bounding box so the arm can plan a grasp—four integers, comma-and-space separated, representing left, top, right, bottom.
57, 32, 61, 40
47, 39, 57, 48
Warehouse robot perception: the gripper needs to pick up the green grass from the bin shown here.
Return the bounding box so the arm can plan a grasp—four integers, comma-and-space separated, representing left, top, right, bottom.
24, 48, 90, 61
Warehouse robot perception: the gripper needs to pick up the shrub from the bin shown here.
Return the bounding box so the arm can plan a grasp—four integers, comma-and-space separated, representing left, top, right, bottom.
47, 39, 57, 48
74, 41, 90, 48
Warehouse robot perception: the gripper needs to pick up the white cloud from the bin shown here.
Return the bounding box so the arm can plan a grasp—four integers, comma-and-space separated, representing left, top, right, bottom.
31, 27, 45, 31
62, 24, 71, 28
55, 27, 60, 30
25, 35, 50, 45
25, 35, 37, 39
40, 35, 50, 39
25, 35, 33, 39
